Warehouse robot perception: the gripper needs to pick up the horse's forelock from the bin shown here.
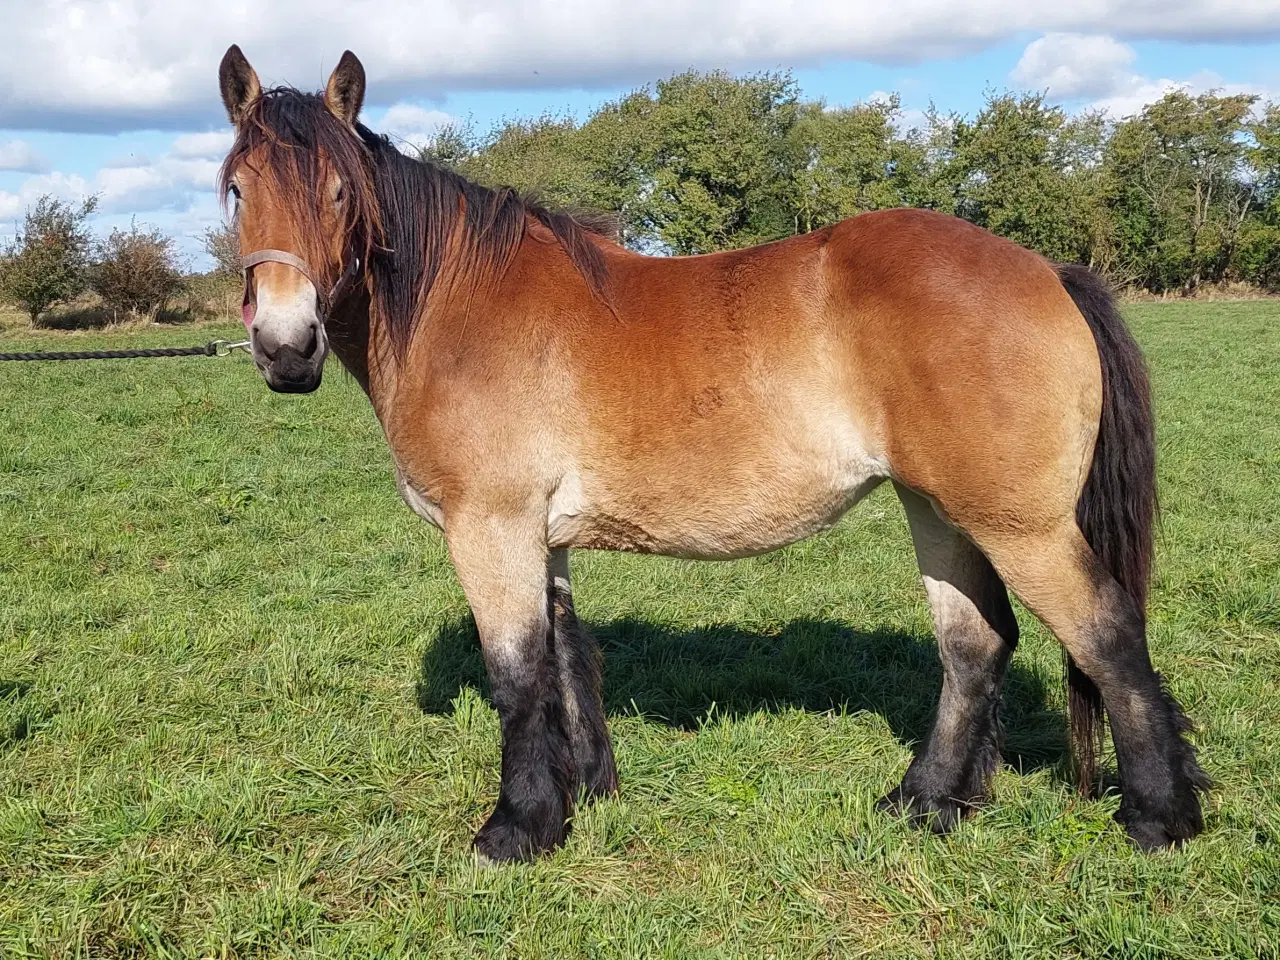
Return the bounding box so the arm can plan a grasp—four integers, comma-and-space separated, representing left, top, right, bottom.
219, 88, 381, 273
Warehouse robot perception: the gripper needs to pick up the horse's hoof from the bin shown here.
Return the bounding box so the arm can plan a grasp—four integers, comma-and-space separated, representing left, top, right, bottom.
1120, 819, 1180, 851
473, 807, 567, 863
1115, 805, 1202, 851
578, 765, 620, 804
877, 786, 971, 835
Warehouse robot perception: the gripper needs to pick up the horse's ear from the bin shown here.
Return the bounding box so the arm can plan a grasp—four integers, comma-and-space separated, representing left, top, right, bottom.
219, 45, 261, 125
325, 51, 366, 126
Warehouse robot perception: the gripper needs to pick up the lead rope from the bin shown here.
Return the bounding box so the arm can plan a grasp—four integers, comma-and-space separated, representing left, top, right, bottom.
0, 339, 251, 362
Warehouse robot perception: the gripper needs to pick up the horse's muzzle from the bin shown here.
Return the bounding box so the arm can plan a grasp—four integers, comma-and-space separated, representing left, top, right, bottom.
262, 343, 324, 393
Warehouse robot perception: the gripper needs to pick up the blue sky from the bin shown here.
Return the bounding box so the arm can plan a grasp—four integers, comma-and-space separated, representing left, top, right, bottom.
2, 2, 1278, 267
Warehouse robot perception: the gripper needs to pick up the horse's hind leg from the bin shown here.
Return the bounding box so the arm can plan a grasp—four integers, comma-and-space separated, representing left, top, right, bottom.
880, 484, 1019, 832
549, 549, 618, 800
978, 522, 1208, 849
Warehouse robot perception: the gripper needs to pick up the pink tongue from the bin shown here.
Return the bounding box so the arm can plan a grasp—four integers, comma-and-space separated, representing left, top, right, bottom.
241, 302, 255, 328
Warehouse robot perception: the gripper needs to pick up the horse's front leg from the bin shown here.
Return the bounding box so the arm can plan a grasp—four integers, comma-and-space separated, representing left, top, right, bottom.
549, 549, 618, 800
446, 511, 574, 862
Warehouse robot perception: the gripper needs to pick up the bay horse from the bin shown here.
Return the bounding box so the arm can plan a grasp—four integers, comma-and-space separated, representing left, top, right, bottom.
218, 46, 1209, 862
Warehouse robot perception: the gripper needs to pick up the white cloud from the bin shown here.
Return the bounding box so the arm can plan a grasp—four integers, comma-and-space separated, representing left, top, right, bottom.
1011, 34, 1276, 118
0, 172, 93, 222
1089, 78, 1191, 118
0, 140, 50, 173
93, 155, 222, 215
171, 130, 235, 159
377, 103, 454, 151
1, 1, 1278, 133
0, 141, 222, 227
1012, 33, 1138, 100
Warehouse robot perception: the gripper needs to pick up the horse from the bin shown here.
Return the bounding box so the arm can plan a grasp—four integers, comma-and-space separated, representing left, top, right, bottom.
217, 45, 1209, 862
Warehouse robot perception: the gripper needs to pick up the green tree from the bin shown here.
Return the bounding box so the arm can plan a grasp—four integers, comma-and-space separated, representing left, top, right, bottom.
1105, 91, 1257, 292
939, 93, 1107, 265
1251, 103, 1280, 218
792, 96, 930, 232
1232, 104, 1280, 290
397, 71, 1279, 294
417, 119, 477, 171
624, 71, 805, 254
572, 94, 658, 246
1156, 91, 1256, 291
0, 194, 98, 323
451, 114, 600, 211
441, 72, 812, 255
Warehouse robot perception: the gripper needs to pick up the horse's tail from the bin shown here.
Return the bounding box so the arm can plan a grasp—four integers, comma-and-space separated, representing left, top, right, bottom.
1055, 263, 1157, 798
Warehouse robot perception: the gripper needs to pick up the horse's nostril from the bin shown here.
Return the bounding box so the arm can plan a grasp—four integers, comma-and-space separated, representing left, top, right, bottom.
300, 323, 320, 360
253, 325, 281, 362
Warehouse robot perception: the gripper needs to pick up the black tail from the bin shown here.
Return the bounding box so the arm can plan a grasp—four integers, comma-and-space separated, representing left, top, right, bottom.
1055, 264, 1158, 797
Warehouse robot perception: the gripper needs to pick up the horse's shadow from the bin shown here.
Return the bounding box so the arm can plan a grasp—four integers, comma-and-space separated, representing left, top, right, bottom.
417, 616, 1070, 776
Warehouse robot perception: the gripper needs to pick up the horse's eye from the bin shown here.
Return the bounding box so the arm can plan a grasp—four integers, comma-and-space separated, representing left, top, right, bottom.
334, 184, 345, 204
228, 183, 242, 201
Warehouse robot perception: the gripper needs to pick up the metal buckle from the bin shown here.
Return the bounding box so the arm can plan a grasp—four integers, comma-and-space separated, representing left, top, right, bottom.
211, 339, 252, 357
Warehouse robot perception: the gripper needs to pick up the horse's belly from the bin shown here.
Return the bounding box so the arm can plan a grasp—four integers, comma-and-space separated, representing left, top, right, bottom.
549, 457, 885, 559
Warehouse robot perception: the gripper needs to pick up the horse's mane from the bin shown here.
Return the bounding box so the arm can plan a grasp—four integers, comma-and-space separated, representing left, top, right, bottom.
219, 87, 614, 358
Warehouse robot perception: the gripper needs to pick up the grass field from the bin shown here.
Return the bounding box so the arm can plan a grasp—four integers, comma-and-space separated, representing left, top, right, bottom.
0, 301, 1277, 958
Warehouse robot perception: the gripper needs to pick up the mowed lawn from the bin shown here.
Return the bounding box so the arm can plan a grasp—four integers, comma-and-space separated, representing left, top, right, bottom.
0, 301, 1277, 958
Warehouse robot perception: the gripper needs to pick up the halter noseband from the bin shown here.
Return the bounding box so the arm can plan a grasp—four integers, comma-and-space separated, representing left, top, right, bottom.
240, 249, 361, 329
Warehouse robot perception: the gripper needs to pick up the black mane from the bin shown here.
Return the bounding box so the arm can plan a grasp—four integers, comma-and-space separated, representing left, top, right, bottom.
355, 127, 614, 354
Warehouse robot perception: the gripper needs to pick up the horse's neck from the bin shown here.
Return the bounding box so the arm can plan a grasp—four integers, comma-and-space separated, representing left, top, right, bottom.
326, 291, 376, 397
326, 289, 408, 428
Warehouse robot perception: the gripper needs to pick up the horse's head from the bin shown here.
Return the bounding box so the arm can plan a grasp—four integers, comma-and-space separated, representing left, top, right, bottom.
218, 46, 378, 393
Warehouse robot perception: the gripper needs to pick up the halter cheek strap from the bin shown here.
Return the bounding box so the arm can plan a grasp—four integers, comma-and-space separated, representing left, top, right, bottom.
240, 249, 362, 329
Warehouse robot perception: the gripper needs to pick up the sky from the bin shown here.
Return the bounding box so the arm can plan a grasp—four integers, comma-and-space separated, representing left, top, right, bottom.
1, 1, 1278, 268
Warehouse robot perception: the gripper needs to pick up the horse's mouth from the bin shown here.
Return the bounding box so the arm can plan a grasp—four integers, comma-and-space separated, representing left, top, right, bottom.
264, 369, 323, 394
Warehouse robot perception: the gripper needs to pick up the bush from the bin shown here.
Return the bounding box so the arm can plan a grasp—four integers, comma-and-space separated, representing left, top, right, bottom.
192, 223, 244, 321
91, 221, 185, 317
0, 195, 98, 323
1236, 221, 1280, 291
202, 221, 240, 277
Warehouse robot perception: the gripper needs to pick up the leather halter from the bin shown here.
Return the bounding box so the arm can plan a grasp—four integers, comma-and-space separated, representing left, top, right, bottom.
240, 248, 361, 329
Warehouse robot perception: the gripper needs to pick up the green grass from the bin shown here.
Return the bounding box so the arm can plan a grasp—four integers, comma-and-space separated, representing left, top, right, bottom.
1, 302, 1277, 958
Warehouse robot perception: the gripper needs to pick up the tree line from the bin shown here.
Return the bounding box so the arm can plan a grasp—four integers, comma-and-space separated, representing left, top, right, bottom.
424, 74, 1280, 295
